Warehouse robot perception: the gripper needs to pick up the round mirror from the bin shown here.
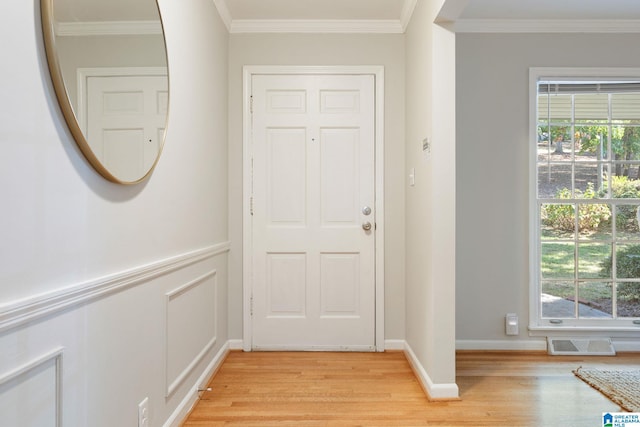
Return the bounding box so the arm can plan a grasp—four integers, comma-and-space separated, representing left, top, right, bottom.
41, 0, 169, 184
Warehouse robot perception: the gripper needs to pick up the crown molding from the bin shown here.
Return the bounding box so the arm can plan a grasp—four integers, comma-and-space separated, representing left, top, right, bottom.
211, 0, 232, 32
400, 0, 418, 32
453, 19, 640, 34
229, 19, 404, 34
212, 0, 416, 34
55, 20, 162, 37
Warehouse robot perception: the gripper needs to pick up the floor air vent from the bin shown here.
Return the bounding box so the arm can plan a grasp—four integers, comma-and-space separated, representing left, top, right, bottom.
547, 337, 616, 356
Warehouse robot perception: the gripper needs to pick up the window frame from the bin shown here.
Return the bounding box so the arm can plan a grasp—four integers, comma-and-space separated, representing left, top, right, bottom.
529, 67, 640, 335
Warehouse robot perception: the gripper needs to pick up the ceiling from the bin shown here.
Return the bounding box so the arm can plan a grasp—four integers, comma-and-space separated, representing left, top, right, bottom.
215, 0, 640, 33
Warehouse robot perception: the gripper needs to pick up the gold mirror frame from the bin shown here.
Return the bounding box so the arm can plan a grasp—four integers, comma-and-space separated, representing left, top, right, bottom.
40, 0, 169, 185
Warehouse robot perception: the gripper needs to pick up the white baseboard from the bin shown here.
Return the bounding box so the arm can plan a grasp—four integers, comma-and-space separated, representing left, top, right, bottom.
456, 338, 640, 352
403, 342, 459, 400
383, 339, 405, 350
612, 339, 640, 352
228, 339, 243, 350
164, 341, 230, 427
456, 339, 547, 351
228, 339, 391, 352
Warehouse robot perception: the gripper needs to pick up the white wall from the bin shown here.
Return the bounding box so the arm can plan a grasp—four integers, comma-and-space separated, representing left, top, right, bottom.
227, 33, 407, 342
0, 0, 229, 425
404, 0, 457, 396
456, 33, 640, 349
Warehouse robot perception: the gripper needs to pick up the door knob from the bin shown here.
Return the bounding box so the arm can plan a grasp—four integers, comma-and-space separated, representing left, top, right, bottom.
362, 206, 372, 216
362, 221, 372, 231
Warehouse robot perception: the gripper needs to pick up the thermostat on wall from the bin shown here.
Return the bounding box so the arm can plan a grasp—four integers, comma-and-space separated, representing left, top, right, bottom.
422, 137, 431, 154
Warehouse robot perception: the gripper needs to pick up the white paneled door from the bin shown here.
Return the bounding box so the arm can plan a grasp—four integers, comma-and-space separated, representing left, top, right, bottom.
251, 74, 376, 350
86, 74, 168, 182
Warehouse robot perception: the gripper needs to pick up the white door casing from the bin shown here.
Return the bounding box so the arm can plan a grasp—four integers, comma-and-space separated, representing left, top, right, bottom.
242, 66, 385, 351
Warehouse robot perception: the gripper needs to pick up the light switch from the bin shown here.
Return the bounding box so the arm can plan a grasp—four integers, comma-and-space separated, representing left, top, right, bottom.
409, 168, 415, 187
505, 313, 518, 335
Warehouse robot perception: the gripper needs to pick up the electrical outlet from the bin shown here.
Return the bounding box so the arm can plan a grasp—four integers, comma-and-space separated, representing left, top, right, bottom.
138, 397, 149, 427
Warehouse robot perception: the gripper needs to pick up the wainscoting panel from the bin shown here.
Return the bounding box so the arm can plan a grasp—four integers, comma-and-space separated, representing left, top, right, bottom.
0, 348, 63, 427
165, 271, 217, 397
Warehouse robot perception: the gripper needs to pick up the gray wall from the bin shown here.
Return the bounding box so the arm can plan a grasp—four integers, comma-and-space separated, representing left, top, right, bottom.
456, 33, 640, 347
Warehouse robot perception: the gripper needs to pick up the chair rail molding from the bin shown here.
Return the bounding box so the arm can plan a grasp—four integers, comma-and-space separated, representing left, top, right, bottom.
0, 242, 231, 333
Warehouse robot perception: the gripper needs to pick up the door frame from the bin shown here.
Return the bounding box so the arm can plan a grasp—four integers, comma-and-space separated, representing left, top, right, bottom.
242, 65, 385, 352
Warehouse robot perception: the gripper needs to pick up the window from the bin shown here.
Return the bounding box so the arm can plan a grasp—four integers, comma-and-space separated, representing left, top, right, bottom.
530, 68, 640, 330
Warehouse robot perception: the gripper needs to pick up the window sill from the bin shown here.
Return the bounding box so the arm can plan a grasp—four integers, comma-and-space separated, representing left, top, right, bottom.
529, 325, 640, 338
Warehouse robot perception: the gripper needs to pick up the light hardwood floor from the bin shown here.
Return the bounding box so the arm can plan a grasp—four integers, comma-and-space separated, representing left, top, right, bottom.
181, 350, 639, 426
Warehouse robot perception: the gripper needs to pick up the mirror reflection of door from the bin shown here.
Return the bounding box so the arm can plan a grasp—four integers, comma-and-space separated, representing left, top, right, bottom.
81, 69, 168, 182
42, 0, 169, 183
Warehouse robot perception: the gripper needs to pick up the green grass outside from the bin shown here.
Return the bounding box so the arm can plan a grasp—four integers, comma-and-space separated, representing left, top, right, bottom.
541, 242, 610, 279
541, 241, 612, 300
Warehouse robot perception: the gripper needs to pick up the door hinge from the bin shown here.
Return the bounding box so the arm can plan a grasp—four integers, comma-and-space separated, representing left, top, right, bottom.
250, 95, 253, 114
250, 196, 254, 216
250, 294, 254, 316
